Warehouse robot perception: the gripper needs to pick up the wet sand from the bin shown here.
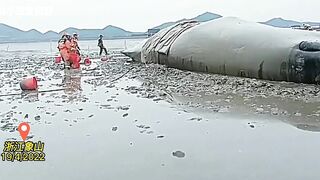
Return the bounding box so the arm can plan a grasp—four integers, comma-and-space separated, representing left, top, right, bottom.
0, 42, 320, 180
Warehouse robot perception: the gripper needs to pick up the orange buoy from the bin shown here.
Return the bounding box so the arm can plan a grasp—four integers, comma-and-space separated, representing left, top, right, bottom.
84, 57, 91, 66
20, 77, 38, 91
55, 56, 62, 63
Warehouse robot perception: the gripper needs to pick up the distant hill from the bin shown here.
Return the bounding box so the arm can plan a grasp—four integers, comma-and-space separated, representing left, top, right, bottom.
0, 12, 320, 43
261, 18, 302, 28
152, 12, 222, 29
0, 24, 136, 43
0, 23, 24, 41
60, 25, 134, 40
43, 30, 60, 41
103, 25, 132, 37
262, 17, 320, 28
193, 12, 222, 22
24, 29, 43, 41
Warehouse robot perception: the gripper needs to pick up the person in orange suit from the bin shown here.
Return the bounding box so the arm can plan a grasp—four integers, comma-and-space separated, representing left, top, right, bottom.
58, 32, 80, 69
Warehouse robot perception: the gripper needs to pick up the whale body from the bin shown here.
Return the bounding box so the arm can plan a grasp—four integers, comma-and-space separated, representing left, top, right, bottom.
123, 17, 320, 84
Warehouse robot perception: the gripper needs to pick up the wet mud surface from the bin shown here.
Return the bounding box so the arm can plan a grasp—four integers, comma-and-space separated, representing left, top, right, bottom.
125, 63, 320, 132
0, 42, 320, 180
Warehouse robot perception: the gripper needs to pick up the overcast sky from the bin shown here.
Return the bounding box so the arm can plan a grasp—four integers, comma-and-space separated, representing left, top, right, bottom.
0, 0, 319, 33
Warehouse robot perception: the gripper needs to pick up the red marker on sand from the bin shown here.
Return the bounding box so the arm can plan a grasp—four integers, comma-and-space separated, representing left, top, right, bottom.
18, 122, 30, 141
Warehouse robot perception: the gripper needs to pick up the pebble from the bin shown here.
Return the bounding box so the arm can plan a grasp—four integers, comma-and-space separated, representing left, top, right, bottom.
172, 151, 186, 158
295, 112, 302, 117
189, 117, 202, 121
34, 115, 41, 121
271, 108, 279, 115
256, 108, 264, 114
112, 126, 118, 131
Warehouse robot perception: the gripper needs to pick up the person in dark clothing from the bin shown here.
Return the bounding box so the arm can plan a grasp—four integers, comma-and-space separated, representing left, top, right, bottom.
72, 33, 81, 55
98, 35, 108, 56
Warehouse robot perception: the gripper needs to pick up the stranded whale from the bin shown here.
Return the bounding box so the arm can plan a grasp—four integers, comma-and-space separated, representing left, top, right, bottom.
123, 17, 320, 84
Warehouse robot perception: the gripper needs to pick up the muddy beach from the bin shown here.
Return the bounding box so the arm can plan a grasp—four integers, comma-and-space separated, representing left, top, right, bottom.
0, 40, 320, 180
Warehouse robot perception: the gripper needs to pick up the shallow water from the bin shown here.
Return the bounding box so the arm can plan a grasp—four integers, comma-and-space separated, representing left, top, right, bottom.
0, 40, 320, 180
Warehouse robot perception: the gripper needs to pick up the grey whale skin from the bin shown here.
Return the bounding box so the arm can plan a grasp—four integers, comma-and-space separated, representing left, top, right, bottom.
123, 17, 320, 84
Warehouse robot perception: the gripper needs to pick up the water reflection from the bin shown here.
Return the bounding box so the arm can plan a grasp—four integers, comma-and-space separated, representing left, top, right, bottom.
296, 123, 320, 132
172, 92, 320, 133
62, 69, 82, 101
21, 91, 39, 102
